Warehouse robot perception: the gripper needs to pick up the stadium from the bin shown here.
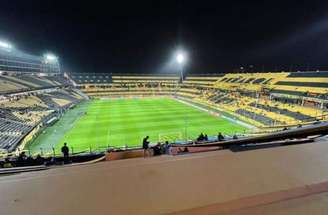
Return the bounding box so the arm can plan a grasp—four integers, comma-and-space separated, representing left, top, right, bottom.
1, 38, 328, 214
0, 49, 326, 156
2, 60, 327, 154
1, 2, 328, 215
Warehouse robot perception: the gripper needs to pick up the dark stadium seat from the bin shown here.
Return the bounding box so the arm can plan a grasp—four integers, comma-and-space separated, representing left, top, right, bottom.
275, 81, 328, 88
250, 103, 315, 121
235, 109, 280, 126
287, 71, 328, 77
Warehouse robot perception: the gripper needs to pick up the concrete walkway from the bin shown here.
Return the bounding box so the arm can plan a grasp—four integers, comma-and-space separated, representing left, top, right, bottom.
1, 140, 328, 215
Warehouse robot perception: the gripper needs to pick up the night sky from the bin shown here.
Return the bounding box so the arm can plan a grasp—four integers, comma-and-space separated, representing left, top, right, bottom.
1, 0, 328, 74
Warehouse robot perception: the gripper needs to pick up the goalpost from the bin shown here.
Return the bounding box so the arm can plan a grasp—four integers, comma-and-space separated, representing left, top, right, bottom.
158, 131, 183, 143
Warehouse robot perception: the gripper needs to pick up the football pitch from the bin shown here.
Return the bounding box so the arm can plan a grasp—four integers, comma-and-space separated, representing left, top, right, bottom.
27, 97, 248, 155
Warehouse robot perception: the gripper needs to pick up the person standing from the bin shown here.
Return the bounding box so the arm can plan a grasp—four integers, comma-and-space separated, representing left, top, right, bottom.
61, 142, 69, 163
217, 132, 224, 141
142, 136, 150, 158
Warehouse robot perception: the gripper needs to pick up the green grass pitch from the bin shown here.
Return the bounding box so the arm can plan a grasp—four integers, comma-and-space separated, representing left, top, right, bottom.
27, 97, 248, 155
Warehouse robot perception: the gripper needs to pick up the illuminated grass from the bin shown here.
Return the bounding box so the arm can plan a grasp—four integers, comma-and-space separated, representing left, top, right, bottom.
28, 97, 247, 155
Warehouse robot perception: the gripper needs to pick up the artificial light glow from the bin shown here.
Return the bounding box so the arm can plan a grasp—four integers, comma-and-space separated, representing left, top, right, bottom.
175, 50, 187, 65
44, 53, 58, 62
0, 41, 12, 49
176, 53, 185, 64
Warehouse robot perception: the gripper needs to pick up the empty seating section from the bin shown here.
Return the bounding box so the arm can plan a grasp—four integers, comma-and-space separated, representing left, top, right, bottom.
235, 109, 279, 126
0, 78, 29, 93
37, 90, 82, 108
0, 74, 68, 94
73, 72, 327, 127
252, 78, 266, 84
263, 100, 322, 118
112, 75, 179, 83
71, 74, 181, 97
175, 76, 224, 98
70, 73, 112, 84
46, 75, 70, 85
0, 96, 48, 109
0, 72, 75, 154
0, 75, 38, 88
11, 111, 51, 126
0, 84, 85, 152
273, 71, 328, 95
0, 118, 32, 151
276, 81, 328, 88
272, 84, 328, 94
250, 103, 315, 122
207, 92, 234, 104
18, 76, 53, 87
288, 71, 328, 77
209, 72, 328, 125
214, 72, 290, 91
200, 90, 293, 126
270, 89, 304, 96
183, 76, 223, 87
84, 85, 178, 97
0, 109, 24, 122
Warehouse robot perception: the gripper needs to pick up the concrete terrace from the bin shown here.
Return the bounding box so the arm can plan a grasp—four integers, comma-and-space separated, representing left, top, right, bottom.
1, 137, 328, 215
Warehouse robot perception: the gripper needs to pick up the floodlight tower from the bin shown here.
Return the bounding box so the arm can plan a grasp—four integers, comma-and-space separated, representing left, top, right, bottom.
175, 49, 188, 141
43, 53, 60, 73
175, 50, 187, 82
44, 53, 58, 63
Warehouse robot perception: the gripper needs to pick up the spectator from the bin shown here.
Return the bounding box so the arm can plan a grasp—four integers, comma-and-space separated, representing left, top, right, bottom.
153, 143, 162, 156
160, 142, 166, 154
197, 133, 205, 141
204, 134, 208, 141
17, 151, 27, 166
163, 141, 170, 154
142, 136, 150, 158
218, 132, 224, 141
3, 158, 13, 168
61, 143, 69, 163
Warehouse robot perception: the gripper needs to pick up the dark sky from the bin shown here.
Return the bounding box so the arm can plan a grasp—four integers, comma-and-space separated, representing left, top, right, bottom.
1, 0, 328, 74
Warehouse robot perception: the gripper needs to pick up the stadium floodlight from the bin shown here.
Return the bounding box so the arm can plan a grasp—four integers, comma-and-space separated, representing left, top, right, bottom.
174, 49, 188, 82
44, 53, 58, 63
175, 51, 187, 65
45, 53, 57, 61
0, 40, 12, 50
176, 53, 185, 64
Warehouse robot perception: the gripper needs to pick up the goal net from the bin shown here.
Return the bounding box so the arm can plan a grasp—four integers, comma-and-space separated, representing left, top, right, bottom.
158, 131, 183, 143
